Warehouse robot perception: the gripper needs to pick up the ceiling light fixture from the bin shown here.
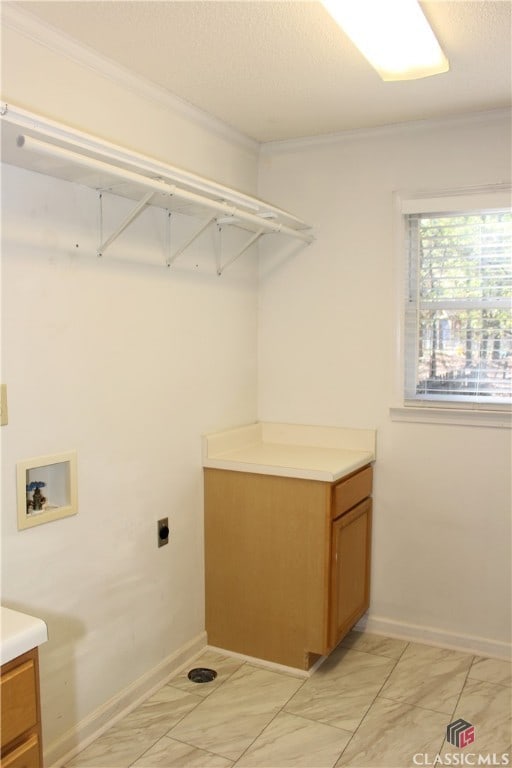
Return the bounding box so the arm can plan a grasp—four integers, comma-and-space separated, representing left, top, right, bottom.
321, 0, 449, 81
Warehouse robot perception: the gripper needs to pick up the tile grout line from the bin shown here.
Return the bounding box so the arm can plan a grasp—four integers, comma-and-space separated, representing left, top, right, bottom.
240, 645, 407, 765
212, 640, 409, 765
164, 658, 256, 762
333, 640, 411, 765
151, 731, 237, 765
125, 657, 250, 767
436, 653, 477, 756
230, 666, 312, 766
345, 647, 478, 765
465, 676, 512, 689
124, 686, 210, 768
241, 640, 414, 767
376, 694, 462, 717
152, 657, 309, 765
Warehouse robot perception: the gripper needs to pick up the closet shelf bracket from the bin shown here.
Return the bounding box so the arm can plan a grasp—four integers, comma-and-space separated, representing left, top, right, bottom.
216, 227, 266, 276
166, 215, 217, 267
97, 190, 155, 257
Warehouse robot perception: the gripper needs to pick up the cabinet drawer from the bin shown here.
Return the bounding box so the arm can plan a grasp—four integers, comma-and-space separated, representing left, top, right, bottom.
1, 733, 39, 768
0, 660, 37, 748
332, 465, 372, 519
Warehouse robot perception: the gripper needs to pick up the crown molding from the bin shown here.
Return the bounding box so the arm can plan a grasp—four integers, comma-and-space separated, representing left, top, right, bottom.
4, 3, 510, 156
1, 3, 259, 155
260, 107, 512, 155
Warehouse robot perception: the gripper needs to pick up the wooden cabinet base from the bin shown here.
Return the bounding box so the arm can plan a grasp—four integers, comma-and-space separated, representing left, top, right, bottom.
204, 466, 372, 671
1, 650, 43, 768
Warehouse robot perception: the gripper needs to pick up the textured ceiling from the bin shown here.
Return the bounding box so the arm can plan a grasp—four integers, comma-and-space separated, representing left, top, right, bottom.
9, 0, 512, 143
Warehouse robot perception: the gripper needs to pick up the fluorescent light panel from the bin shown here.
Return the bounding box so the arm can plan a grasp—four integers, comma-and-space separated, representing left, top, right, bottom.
322, 0, 449, 81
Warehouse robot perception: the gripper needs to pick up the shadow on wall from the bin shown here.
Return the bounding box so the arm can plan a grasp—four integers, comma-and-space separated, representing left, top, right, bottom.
258, 237, 313, 282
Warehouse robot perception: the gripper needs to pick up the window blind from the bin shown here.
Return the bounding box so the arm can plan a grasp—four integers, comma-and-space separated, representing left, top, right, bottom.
405, 209, 512, 403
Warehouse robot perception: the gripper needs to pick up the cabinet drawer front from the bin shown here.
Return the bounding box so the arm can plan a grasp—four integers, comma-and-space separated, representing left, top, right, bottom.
1, 733, 39, 768
0, 661, 37, 748
332, 466, 372, 519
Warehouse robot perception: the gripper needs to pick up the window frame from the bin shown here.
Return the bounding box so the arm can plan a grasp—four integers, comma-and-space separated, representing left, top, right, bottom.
391, 185, 512, 428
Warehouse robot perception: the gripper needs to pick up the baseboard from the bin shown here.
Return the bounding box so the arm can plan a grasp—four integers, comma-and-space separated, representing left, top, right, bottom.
206, 644, 313, 678
46, 631, 207, 768
355, 615, 512, 661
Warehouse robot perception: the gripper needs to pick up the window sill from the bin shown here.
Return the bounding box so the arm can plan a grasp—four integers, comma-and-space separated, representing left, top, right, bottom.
389, 406, 512, 429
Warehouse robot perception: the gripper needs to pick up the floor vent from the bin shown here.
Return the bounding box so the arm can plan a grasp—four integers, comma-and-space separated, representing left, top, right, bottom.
187, 667, 217, 684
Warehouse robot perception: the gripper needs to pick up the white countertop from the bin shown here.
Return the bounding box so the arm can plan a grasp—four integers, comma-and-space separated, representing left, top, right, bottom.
202, 422, 376, 481
1, 606, 48, 665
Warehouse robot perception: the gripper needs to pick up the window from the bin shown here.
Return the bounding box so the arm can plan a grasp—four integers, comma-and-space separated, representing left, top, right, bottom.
401, 189, 512, 411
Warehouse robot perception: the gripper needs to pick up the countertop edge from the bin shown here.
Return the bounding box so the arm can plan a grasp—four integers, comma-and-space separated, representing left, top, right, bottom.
203, 455, 373, 482
1, 606, 49, 666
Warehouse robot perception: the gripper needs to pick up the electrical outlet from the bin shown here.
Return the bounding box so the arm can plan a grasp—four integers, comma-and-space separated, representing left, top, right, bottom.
0, 384, 8, 426
157, 517, 169, 547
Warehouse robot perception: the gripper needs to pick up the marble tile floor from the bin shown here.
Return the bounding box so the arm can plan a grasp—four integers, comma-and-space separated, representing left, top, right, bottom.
65, 632, 512, 768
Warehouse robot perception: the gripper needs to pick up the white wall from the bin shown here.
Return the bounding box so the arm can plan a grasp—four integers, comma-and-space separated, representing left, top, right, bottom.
1, 19, 259, 765
257, 111, 512, 658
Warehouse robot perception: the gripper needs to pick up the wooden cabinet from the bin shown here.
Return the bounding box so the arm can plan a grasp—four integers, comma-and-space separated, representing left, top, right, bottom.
1, 649, 43, 768
204, 464, 372, 670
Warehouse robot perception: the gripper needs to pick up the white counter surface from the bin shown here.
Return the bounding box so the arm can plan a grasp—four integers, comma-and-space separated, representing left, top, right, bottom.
1, 606, 48, 665
202, 422, 376, 481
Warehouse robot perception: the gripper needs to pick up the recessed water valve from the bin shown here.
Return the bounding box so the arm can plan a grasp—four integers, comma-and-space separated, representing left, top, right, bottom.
158, 517, 169, 547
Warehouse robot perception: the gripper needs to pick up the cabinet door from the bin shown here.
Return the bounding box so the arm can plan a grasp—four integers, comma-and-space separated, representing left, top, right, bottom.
329, 498, 372, 649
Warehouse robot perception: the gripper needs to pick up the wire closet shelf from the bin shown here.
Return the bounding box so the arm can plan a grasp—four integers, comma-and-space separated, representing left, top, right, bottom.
1, 103, 314, 274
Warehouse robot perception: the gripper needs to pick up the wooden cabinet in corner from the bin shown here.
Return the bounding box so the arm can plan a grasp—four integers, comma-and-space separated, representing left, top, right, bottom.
204, 464, 373, 671
1, 648, 43, 768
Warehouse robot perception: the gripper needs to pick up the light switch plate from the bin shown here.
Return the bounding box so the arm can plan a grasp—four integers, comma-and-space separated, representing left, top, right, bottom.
0, 384, 7, 426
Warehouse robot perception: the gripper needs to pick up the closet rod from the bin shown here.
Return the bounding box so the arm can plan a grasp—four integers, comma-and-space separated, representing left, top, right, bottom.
16, 134, 314, 245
